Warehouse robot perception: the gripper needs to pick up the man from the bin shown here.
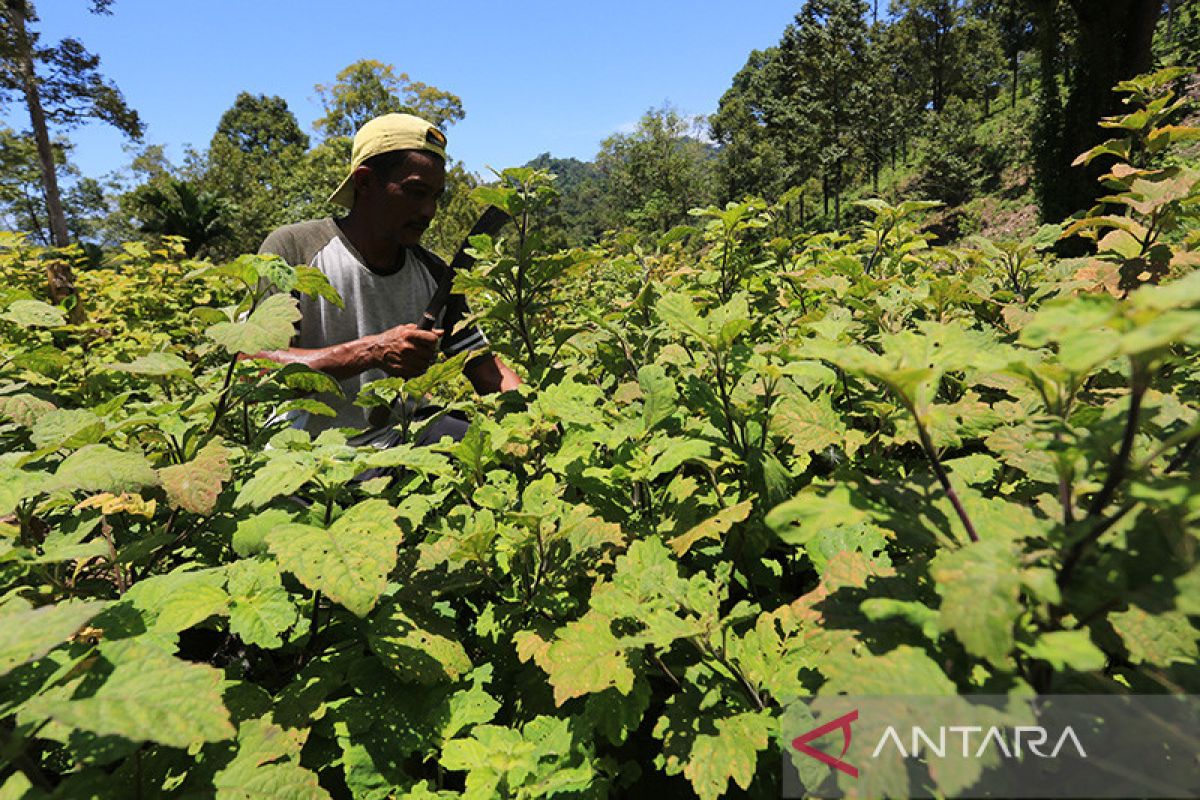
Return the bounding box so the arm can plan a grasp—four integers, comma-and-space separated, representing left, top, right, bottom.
255, 113, 521, 446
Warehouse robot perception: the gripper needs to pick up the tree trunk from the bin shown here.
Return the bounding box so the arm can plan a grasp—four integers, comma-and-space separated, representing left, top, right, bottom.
1010, 51, 1019, 109
6, 0, 80, 317
8, 1, 69, 249
1034, 0, 1161, 222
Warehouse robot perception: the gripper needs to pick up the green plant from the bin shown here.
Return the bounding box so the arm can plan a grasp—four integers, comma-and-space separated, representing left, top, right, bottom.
0, 73, 1196, 800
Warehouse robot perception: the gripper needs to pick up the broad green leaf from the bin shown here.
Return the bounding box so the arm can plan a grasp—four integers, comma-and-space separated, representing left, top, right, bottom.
0, 773, 33, 800
766, 482, 872, 546
581, 680, 651, 747
822, 645, 956, 695
123, 569, 229, 633
1176, 565, 1200, 616
26, 649, 235, 747
232, 509, 296, 557
361, 444, 452, 475
683, 711, 773, 800
0, 465, 45, 515
668, 499, 753, 556
1110, 607, 1198, 666
861, 598, 940, 641
369, 600, 472, 684
2, 299, 65, 328
931, 540, 1021, 664
294, 265, 344, 308
13, 344, 68, 376
773, 392, 845, 456
30, 408, 104, 451
211, 716, 329, 799
106, 352, 192, 379
226, 559, 299, 649
439, 671, 502, 744
656, 292, 712, 346
0, 601, 109, 677
234, 452, 316, 509
207, 293, 301, 355
160, 438, 232, 514
638, 364, 677, 432
1020, 630, 1106, 672
273, 363, 343, 395
267, 499, 403, 617
646, 438, 710, 480
50, 445, 159, 494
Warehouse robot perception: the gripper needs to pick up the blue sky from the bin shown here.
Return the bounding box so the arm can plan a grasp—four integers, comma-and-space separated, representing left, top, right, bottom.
10, 0, 800, 183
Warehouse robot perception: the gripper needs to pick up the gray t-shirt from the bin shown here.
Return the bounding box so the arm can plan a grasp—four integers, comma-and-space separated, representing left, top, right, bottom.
258, 218, 487, 439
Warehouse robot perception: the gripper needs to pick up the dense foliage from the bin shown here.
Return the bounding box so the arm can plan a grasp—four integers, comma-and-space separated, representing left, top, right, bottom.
0, 71, 1197, 798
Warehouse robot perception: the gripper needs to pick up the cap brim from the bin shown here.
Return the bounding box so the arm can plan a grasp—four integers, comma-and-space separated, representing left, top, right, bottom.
329, 173, 355, 208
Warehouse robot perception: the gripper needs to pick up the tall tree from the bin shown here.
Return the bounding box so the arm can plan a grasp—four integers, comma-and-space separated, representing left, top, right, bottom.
313, 60, 464, 138
779, 0, 871, 227
203, 92, 309, 256
595, 105, 716, 233
711, 47, 791, 203
0, 0, 142, 308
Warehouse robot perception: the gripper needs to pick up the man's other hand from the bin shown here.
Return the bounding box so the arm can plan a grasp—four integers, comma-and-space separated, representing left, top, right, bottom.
370, 324, 442, 378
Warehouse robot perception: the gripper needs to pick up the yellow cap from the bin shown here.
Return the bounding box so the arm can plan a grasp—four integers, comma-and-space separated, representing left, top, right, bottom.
328, 113, 448, 208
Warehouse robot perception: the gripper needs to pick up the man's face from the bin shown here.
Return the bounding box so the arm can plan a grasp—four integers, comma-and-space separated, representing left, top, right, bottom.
361, 150, 446, 247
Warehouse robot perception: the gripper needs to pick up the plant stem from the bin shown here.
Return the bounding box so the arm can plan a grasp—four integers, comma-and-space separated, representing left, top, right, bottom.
912, 411, 979, 543
1058, 503, 1137, 588
206, 355, 240, 436
1087, 362, 1147, 518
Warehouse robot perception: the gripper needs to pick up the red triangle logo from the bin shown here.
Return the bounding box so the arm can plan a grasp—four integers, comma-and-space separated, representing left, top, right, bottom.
791, 709, 859, 778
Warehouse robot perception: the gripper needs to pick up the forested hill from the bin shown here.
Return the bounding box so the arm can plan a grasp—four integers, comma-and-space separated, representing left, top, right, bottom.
520, 0, 1200, 248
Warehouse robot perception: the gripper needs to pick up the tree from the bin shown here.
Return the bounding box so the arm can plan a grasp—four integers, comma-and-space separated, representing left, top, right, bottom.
1028, 0, 1162, 222
313, 60, 464, 138
203, 92, 309, 257
129, 177, 233, 258
779, 0, 872, 227
0, 0, 142, 309
595, 105, 716, 233
710, 47, 791, 203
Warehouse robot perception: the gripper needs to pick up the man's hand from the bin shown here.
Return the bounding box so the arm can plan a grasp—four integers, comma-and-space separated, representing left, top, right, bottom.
369, 323, 442, 378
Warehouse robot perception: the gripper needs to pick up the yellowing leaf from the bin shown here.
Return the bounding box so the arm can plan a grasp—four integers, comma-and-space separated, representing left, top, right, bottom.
75, 492, 157, 517
1111, 607, 1198, 666
267, 499, 402, 618
683, 712, 773, 800
669, 499, 753, 556
539, 612, 635, 706
0, 393, 55, 427
160, 438, 232, 514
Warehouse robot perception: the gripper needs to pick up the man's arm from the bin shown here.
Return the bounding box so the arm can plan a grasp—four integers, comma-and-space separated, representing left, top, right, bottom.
463, 353, 522, 395
254, 323, 443, 380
